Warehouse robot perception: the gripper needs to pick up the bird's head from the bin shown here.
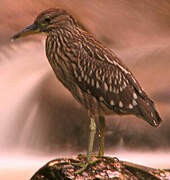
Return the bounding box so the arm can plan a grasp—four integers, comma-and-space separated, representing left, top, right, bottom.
11, 8, 75, 40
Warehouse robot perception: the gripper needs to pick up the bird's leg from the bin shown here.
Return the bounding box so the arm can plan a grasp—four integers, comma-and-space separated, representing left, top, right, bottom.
98, 116, 105, 156
74, 114, 97, 174
87, 114, 96, 162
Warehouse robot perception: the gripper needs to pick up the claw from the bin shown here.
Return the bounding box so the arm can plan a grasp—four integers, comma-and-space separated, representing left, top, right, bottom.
74, 163, 89, 175
73, 156, 102, 175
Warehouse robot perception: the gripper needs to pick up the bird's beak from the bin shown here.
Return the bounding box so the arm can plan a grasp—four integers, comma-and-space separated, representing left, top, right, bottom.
11, 23, 40, 41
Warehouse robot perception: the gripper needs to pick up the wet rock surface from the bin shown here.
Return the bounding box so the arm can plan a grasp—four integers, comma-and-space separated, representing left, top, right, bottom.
30, 155, 170, 180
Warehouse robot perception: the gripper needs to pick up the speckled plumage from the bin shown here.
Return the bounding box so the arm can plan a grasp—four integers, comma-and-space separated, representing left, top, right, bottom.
42, 9, 162, 127
12, 8, 162, 163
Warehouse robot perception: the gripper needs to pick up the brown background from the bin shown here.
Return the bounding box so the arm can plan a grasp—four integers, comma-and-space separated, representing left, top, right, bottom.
0, 0, 170, 154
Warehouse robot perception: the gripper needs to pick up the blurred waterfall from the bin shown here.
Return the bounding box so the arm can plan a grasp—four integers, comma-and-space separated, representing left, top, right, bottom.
0, 41, 49, 152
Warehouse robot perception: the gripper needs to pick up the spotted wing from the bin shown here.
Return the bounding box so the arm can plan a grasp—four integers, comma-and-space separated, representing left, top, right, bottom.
71, 43, 161, 127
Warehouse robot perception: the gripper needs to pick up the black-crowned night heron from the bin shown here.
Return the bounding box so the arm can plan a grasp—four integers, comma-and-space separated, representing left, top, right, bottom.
12, 8, 162, 169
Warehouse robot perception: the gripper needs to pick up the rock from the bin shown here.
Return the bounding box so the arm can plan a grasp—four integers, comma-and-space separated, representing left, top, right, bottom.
30, 155, 170, 180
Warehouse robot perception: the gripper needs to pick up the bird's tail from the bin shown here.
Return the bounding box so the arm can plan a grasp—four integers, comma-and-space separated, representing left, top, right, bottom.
136, 97, 162, 127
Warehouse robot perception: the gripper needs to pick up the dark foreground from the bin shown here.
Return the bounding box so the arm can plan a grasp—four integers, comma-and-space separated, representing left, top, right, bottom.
30, 155, 170, 180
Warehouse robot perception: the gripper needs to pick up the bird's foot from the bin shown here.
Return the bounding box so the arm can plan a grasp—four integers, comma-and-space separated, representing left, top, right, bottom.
73, 162, 89, 175
73, 154, 102, 175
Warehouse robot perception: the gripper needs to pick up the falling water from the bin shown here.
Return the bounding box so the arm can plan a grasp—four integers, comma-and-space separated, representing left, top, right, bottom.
0, 41, 46, 150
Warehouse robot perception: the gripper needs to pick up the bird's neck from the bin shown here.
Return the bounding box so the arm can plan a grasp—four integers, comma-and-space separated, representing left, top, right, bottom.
45, 26, 80, 84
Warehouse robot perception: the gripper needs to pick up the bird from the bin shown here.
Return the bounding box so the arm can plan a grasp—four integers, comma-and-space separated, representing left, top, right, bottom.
11, 8, 162, 165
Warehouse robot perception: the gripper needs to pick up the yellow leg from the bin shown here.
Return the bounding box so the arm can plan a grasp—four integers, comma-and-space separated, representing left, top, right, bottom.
98, 116, 105, 156
87, 115, 96, 162
74, 115, 96, 174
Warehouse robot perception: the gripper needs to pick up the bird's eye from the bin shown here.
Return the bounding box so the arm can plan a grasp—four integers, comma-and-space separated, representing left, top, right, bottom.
44, 17, 51, 23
